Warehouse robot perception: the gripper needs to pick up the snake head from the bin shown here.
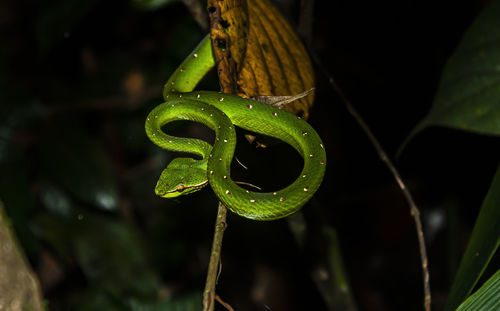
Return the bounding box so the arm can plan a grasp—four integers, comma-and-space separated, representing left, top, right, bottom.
155, 157, 208, 198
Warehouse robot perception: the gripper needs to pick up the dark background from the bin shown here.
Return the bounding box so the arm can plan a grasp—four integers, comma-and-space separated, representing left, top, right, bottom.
0, 0, 498, 310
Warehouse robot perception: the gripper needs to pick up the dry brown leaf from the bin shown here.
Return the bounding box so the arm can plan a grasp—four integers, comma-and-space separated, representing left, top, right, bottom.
207, 0, 247, 94
217, 0, 249, 72
208, 0, 315, 119
238, 0, 315, 119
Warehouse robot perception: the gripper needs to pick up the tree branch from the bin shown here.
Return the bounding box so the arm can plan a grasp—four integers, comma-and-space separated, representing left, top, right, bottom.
203, 202, 228, 311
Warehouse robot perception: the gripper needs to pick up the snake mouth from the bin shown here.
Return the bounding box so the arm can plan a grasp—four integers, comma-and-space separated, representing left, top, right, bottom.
157, 180, 208, 197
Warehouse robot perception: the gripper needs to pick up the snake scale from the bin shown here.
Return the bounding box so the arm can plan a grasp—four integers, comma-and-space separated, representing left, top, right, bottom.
145, 35, 326, 220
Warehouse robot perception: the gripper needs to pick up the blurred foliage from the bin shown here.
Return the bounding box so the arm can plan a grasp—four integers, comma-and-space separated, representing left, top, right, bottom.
35, 209, 160, 298
128, 292, 202, 310
1, 0, 208, 308
0, 0, 499, 310
408, 1, 500, 309
0, 136, 38, 253
36, 0, 102, 54
132, 0, 181, 11
40, 118, 118, 211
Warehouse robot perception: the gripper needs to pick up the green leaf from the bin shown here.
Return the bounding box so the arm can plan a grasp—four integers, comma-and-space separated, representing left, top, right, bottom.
457, 268, 500, 311
413, 0, 500, 137
40, 119, 118, 211
445, 165, 500, 311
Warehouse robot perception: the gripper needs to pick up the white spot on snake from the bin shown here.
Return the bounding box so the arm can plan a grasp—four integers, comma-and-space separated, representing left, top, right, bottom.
201, 107, 205, 111
302, 174, 307, 178
228, 126, 232, 129
280, 197, 286, 202
180, 67, 185, 72
154, 115, 158, 119
297, 116, 301, 119
223, 139, 228, 143
218, 97, 224, 102
210, 113, 213, 117
320, 143, 324, 149
147, 117, 150, 121
246, 190, 250, 193
246, 104, 253, 109
171, 88, 176, 92
304, 187, 309, 192
166, 94, 169, 98
272, 112, 277, 116
302, 130, 308, 136
178, 94, 182, 98
193, 53, 198, 58
225, 190, 230, 195
250, 199, 256, 203
152, 132, 156, 136
309, 154, 314, 158
209, 154, 213, 158
171, 80, 175, 85
320, 160, 325, 165
187, 142, 191, 144
272, 192, 277, 195
218, 125, 221, 129
216, 138, 219, 141
168, 140, 172, 143
218, 158, 222, 162
210, 170, 214, 175
223, 175, 227, 179
171, 103, 175, 107
196, 94, 201, 98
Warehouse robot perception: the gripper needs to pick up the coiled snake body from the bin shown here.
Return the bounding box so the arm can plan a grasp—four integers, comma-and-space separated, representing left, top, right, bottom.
145, 36, 326, 220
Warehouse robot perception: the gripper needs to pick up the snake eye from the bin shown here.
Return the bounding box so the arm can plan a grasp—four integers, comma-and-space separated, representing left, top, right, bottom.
176, 185, 185, 192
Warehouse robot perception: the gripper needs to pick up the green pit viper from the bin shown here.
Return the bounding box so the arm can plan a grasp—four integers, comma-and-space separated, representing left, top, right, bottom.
145, 35, 326, 220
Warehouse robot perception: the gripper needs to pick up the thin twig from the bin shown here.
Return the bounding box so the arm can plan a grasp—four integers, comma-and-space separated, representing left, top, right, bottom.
313, 58, 431, 311
215, 294, 235, 311
203, 202, 228, 311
